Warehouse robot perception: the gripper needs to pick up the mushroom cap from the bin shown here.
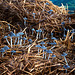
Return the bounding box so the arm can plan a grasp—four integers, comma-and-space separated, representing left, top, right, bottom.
32, 28, 35, 31
64, 28, 67, 31
46, 2, 49, 5
22, 37, 27, 40
50, 9, 53, 12
33, 13, 35, 15
7, 24, 10, 26
8, 31, 15, 37
28, 39, 32, 42
18, 32, 24, 36
47, 11, 51, 14
11, 50, 16, 53
52, 55, 56, 58
61, 22, 65, 25
0, 48, 5, 52
41, 46, 46, 50
51, 37, 57, 40
4, 36, 8, 39
3, 46, 10, 50
36, 30, 39, 33
63, 65, 70, 69
47, 50, 53, 53
39, 29, 42, 32
61, 52, 67, 56
44, 49, 48, 52
51, 32, 53, 35
40, 41, 45, 45
15, 33, 20, 37
23, 17, 27, 20
36, 45, 41, 48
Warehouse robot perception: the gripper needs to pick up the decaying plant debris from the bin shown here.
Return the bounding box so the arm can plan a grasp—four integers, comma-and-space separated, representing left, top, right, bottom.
0, 0, 75, 75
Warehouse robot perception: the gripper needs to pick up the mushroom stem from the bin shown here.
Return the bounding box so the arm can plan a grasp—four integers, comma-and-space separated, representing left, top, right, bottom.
11, 37, 12, 48
33, 14, 35, 19
36, 33, 38, 39
12, 53, 13, 55
51, 33, 53, 39
48, 54, 50, 60
24, 20, 26, 27
6, 38, 10, 45
42, 31, 44, 39
20, 36, 22, 46
32, 31, 33, 35
23, 40, 25, 44
43, 50, 44, 58
63, 28, 66, 37
2, 52, 4, 57
8, 26, 11, 31
17, 37, 20, 45
64, 56, 68, 65
14, 38, 17, 45
39, 32, 41, 39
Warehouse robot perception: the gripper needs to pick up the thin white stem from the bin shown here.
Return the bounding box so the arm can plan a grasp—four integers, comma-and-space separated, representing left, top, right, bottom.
43, 50, 44, 58
36, 33, 38, 39
11, 37, 12, 48
39, 32, 41, 39
17, 37, 20, 45
23, 40, 25, 44
24, 20, 26, 27
20, 36, 22, 46
33, 14, 35, 19
2, 52, 4, 57
64, 56, 68, 65
32, 31, 33, 35
6, 38, 10, 45
48, 54, 50, 60
14, 38, 17, 45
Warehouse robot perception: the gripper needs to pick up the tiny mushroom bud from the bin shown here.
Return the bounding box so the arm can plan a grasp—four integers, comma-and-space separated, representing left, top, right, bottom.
32, 28, 35, 35
33, 13, 36, 19
46, 2, 49, 5
52, 54, 56, 58
7, 24, 11, 31
23, 17, 27, 27
0, 48, 5, 57
28, 39, 32, 44
61, 21, 65, 25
